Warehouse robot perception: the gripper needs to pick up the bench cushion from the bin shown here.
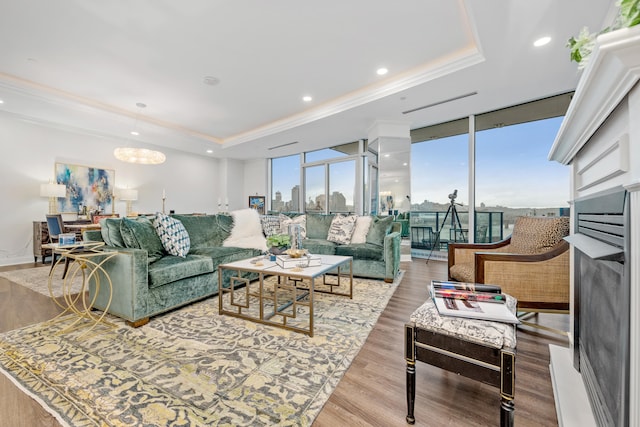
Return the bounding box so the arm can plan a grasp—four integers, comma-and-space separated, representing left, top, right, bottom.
410, 296, 517, 349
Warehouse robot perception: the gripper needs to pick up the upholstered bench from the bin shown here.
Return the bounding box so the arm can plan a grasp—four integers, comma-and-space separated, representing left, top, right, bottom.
404, 296, 517, 426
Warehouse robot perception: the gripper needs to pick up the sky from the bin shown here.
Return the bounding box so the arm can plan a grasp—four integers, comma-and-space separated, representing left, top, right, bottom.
411, 116, 569, 208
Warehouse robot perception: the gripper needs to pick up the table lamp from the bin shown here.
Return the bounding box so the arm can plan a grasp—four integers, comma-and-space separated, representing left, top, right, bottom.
119, 189, 138, 217
40, 182, 67, 214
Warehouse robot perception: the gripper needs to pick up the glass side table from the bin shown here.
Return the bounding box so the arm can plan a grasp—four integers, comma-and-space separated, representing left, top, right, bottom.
45, 241, 118, 336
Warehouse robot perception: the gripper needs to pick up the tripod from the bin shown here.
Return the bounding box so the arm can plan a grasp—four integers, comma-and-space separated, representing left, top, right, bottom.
426, 193, 465, 264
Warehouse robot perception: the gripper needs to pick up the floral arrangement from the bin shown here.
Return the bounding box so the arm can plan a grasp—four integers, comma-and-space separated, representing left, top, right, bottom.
568, 0, 640, 69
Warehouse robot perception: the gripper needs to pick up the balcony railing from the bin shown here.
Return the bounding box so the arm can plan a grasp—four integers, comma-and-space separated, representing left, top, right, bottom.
409, 210, 504, 250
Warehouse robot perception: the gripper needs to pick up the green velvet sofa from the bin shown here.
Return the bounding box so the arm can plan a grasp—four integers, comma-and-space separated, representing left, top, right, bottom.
298, 213, 402, 283
83, 214, 261, 327
83, 213, 402, 327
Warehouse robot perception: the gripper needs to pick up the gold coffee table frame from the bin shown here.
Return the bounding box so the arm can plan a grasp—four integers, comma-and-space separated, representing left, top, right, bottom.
45, 241, 118, 336
218, 254, 353, 336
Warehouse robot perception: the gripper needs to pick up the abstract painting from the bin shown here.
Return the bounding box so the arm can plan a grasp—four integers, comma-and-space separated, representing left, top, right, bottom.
55, 163, 115, 213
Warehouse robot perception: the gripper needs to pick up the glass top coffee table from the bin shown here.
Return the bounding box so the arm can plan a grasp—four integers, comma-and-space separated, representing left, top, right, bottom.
218, 254, 352, 336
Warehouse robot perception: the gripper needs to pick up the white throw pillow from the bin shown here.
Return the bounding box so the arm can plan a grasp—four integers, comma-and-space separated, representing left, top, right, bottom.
327, 214, 357, 245
153, 212, 190, 257
280, 214, 307, 238
223, 208, 268, 251
350, 216, 373, 244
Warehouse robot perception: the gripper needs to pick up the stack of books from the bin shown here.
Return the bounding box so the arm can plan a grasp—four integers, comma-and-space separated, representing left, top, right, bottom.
430, 280, 519, 324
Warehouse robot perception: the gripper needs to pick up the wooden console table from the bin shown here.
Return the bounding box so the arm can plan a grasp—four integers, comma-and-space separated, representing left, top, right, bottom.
32, 219, 91, 263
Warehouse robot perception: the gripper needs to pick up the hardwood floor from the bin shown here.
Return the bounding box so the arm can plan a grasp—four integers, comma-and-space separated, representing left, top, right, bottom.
0, 259, 569, 427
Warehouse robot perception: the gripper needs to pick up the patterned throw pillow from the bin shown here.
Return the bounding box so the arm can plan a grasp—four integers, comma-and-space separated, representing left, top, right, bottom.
153, 213, 191, 257
327, 214, 357, 245
260, 215, 281, 237
509, 216, 569, 255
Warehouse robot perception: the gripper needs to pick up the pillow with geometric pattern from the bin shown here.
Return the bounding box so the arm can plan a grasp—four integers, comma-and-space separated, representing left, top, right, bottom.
153, 212, 191, 257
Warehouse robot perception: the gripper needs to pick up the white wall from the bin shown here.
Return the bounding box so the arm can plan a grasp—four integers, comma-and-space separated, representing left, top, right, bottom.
0, 113, 232, 266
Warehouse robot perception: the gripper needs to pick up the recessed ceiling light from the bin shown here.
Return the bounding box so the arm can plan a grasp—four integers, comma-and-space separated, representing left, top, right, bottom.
377, 67, 388, 75
534, 36, 551, 47
0, 99, 4, 104
384, 153, 390, 158
206, 149, 213, 154
302, 95, 312, 102
130, 131, 139, 136
403, 162, 408, 166
203, 76, 220, 86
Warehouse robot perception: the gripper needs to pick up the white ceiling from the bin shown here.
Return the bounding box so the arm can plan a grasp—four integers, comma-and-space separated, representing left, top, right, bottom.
0, 0, 615, 160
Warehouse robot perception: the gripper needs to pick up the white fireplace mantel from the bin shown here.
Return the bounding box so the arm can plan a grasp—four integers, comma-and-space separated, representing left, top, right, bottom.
548, 25, 640, 427
549, 25, 640, 166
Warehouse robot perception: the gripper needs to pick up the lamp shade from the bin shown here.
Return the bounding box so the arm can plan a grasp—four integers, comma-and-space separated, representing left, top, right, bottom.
40, 183, 66, 198
119, 189, 138, 201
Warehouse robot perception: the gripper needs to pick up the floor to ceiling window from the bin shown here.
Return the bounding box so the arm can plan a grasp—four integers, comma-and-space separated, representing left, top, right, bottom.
409, 93, 572, 258
271, 141, 368, 215
475, 116, 568, 241
270, 154, 300, 213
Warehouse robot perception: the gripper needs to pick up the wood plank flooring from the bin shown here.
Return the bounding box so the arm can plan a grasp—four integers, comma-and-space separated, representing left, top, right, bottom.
0, 259, 569, 427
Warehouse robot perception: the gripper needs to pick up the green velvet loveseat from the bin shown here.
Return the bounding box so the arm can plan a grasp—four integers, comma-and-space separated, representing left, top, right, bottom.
83, 213, 262, 327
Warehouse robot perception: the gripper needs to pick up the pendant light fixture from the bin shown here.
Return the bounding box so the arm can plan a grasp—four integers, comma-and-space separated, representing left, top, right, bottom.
114, 102, 166, 165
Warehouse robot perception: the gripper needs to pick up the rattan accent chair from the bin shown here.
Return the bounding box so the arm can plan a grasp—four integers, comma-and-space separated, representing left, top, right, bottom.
447, 216, 570, 331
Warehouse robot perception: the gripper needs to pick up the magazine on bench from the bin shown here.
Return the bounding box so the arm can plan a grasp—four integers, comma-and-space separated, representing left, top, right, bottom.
430, 281, 519, 324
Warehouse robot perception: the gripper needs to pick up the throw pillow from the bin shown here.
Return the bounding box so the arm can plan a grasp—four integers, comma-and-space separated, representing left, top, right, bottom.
327, 214, 358, 245
260, 214, 281, 237
120, 217, 166, 263
365, 216, 394, 247
509, 216, 570, 254
350, 216, 373, 244
305, 214, 334, 239
99, 217, 126, 247
223, 208, 268, 251
280, 214, 307, 238
153, 213, 190, 257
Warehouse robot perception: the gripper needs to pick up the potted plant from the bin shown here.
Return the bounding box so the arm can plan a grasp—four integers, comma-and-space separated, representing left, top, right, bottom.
266, 234, 290, 254
568, 0, 640, 69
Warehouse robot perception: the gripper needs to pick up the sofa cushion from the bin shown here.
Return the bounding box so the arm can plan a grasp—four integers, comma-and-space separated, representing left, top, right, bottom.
153, 213, 190, 257
190, 246, 261, 268
335, 243, 383, 261
147, 254, 214, 289
172, 214, 234, 249
350, 216, 372, 244
365, 216, 393, 247
280, 214, 307, 238
260, 214, 281, 237
301, 238, 337, 255
305, 214, 334, 239
223, 209, 268, 251
509, 216, 570, 255
120, 217, 166, 263
100, 218, 126, 248
327, 214, 357, 245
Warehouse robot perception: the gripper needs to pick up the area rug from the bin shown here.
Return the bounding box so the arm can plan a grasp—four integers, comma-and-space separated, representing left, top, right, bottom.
0, 272, 403, 426
0, 266, 82, 298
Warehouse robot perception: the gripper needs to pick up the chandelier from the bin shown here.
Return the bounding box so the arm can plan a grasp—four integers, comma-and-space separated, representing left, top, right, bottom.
114, 147, 166, 165
113, 102, 166, 165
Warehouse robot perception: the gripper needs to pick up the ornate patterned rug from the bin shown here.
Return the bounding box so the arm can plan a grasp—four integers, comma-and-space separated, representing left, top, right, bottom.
0, 272, 402, 426
0, 266, 82, 297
